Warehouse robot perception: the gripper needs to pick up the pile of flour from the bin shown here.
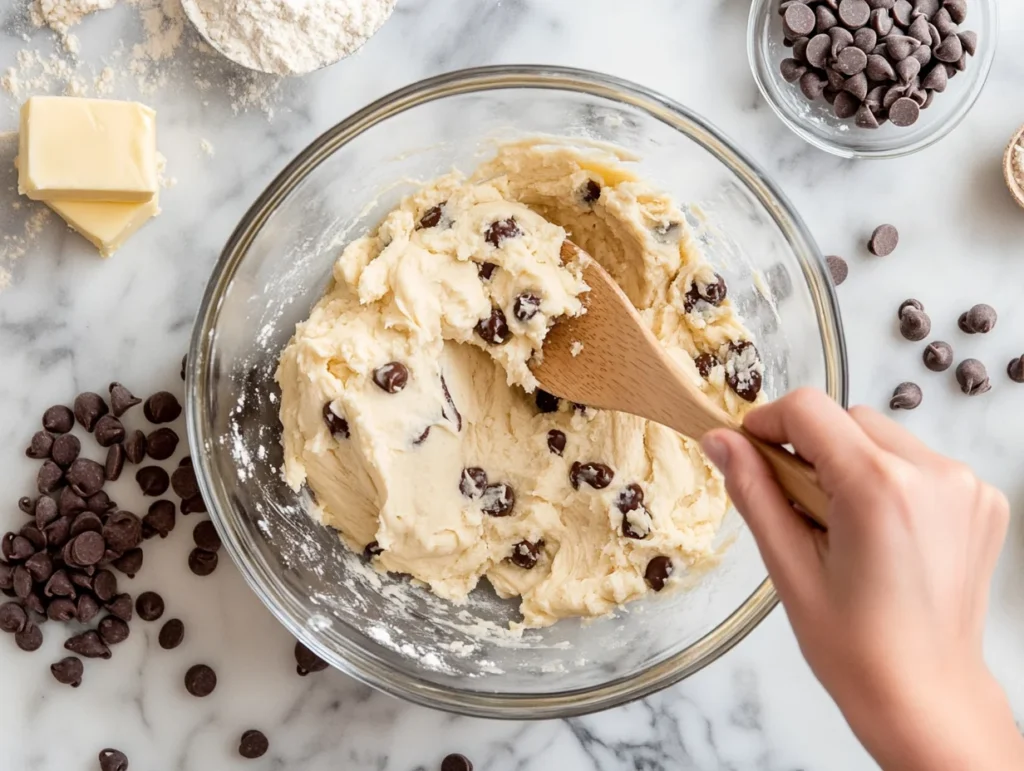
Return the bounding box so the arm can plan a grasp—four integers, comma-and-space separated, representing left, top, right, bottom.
185, 0, 397, 75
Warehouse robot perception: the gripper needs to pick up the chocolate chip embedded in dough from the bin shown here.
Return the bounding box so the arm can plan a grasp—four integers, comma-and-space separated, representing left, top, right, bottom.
509, 540, 541, 569
373, 362, 410, 394
294, 640, 329, 676
580, 179, 601, 204
570, 462, 615, 490
481, 483, 515, 517
535, 389, 560, 414
724, 341, 764, 402
477, 261, 497, 281
868, 224, 899, 256
322, 403, 349, 439
143, 391, 182, 424
363, 541, 383, 560
694, 353, 718, 379
513, 293, 542, 323
441, 376, 462, 431
417, 202, 446, 229
956, 359, 991, 396
546, 429, 566, 456
644, 556, 674, 592
475, 308, 510, 345
484, 217, 521, 247
459, 468, 488, 499
684, 274, 728, 312
923, 341, 953, 372
889, 382, 923, 410
43, 405, 74, 434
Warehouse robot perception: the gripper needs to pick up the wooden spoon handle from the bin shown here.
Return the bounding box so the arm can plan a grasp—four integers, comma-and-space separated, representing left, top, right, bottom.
740, 430, 829, 527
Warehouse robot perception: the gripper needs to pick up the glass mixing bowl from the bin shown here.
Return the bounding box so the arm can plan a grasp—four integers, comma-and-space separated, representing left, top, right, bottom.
187, 66, 847, 719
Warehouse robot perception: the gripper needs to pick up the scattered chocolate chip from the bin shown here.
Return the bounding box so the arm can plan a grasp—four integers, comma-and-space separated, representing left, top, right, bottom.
239, 729, 270, 759
188, 548, 218, 577
94, 415, 126, 448
535, 389, 560, 414
57, 489, 85, 523
50, 656, 83, 687
107, 382, 141, 418
143, 392, 181, 424
0, 600, 27, 633
145, 427, 179, 461
373, 362, 409, 394
47, 597, 77, 622
459, 468, 488, 499
322, 403, 349, 439
159, 618, 185, 649
171, 465, 199, 500
26, 430, 55, 460
826, 255, 848, 285
956, 359, 991, 396
477, 261, 497, 280
77, 593, 100, 624
70, 511, 103, 537
181, 354, 188, 381
20, 524, 45, 551
513, 293, 542, 323
15, 621, 42, 651
958, 303, 997, 334
475, 308, 510, 345
136, 466, 170, 496
47, 434, 80, 469
124, 430, 148, 463
24, 551, 53, 583
66, 458, 105, 497
363, 540, 383, 560
92, 570, 117, 602
130, 591, 164, 623
43, 516, 71, 549
35, 495, 59, 527
103, 511, 142, 553
724, 341, 764, 402
142, 500, 176, 539
922, 341, 953, 372
37, 460, 65, 495
546, 429, 566, 456
570, 462, 615, 490
102, 444, 126, 484
294, 640, 328, 676
481, 483, 515, 517
644, 556, 674, 591
418, 203, 446, 229
18, 496, 33, 515
179, 455, 192, 467
70, 531, 106, 566
684, 274, 728, 311
192, 521, 221, 553
69, 569, 93, 590
7, 534, 35, 561
105, 592, 133, 622
484, 217, 521, 247
868, 224, 899, 256
98, 748, 129, 771
43, 405, 74, 434
1008, 356, 1024, 384
441, 754, 474, 771
98, 616, 130, 645
65, 629, 111, 659
23, 592, 44, 616
180, 495, 207, 515
112, 548, 143, 578
898, 303, 931, 341
889, 382, 923, 410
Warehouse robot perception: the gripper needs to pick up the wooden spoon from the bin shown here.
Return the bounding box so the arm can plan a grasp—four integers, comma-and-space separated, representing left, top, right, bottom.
530, 243, 829, 526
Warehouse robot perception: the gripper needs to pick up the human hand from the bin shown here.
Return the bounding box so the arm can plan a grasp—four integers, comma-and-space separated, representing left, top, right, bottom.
701, 389, 1019, 771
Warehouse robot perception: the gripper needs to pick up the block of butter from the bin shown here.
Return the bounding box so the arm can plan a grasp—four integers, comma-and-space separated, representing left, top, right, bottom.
47, 195, 161, 258
18, 96, 158, 203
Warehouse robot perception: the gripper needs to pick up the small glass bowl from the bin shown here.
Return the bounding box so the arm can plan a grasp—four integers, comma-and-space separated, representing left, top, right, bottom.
748, 0, 997, 159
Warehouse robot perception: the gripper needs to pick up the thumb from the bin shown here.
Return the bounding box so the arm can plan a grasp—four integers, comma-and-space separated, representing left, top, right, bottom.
702, 429, 822, 605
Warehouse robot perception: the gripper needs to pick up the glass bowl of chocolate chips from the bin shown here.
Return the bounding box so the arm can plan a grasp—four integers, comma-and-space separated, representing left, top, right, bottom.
188, 66, 847, 718
749, 0, 997, 158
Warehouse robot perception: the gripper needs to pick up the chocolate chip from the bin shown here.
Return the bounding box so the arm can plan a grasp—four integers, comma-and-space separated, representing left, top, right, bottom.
26, 430, 54, 460
103, 511, 142, 553
70, 511, 103, 537
816, 4, 838, 31
69, 569, 93, 590
459, 468, 488, 499
98, 616, 130, 645
889, 382, 923, 410
484, 217, 521, 247
47, 597, 76, 621
29, 498, 56, 531
142, 427, 178, 461
13, 566, 32, 598
481, 483, 515, 516
181, 354, 188, 381
509, 540, 541, 569
171, 465, 199, 500
784, 2, 816, 36
70, 531, 106, 566
829, 25, 854, 57
441, 754, 474, 771
239, 729, 270, 759
46, 435, 80, 471
579, 179, 602, 205
363, 540, 383, 560
780, 58, 807, 83
513, 293, 542, 323
854, 26, 878, 51
37, 460, 64, 495
684, 274, 728, 311
0, 601, 25, 633
689, 352, 715, 379
923, 341, 953, 372
188, 548, 217, 576
43, 516, 71, 549
956, 359, 991, 396
20, 523, 45, 551
644, 556, 674, 591
418, 203, 446, 229
43, 570, 73, 600
144, 392, 181, 424
898, 306, 931, 342
13, 620, 42, 651
188, 521, 219, 553
98, 748, 129, 771
159, 618, 185, 649
136, 466, 169, 496
934, 32, 962, 62
143, 500, 176, 539
373, 362, 409, 394
546, 429, 566, 456
180, 495, 207, 515
65, 629, 111, 659
9, 534, 35, 562
93, 415, 125, 448
43, 405, 74, 434
570, 462, 615, 490
24, 551, 53, 583
959, 303, 997, 334
66, 458, 104, 497
439, 376, 462, 432
475, 308, 510, 345
805, 33, 831, 68
112, 548, 143, 578
317, 402, 350, 442
799, 70, 828, 100
1008, 357, 1024, 384
533, 390, 561, 415
106, 383, 140, 418
77, 593, 100, 624
477, 261, 497, 280
105, 592, 133, 621
294, 640, 328, 676
855, 104, 880, 129
18, 496, 34, 515
134, 590, 165, 622
868, 224, 899, 256
92, 570, 117, 602
123, 430, 147, 464
825, 255, 849, 286
889, 96, 921, 126
959, 29, 977, 56
725, 341, 764, 402
51, 656, 83, 687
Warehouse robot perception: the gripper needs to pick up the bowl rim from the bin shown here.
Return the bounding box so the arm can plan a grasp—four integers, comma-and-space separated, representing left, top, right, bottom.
746, 0, 998, 160
187, 64, 849, 719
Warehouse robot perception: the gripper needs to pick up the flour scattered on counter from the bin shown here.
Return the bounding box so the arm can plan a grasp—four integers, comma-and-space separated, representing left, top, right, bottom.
199, 138, 215, 156
570, 340, 584, 357
31, 0, 117, 37
185, 0, 397, 75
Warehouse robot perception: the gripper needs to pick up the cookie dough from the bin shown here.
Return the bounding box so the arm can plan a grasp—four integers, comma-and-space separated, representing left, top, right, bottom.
277, 141, 764, 628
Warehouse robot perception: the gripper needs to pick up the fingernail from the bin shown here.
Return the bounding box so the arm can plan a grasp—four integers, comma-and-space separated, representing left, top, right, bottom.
701, 434, 730, 472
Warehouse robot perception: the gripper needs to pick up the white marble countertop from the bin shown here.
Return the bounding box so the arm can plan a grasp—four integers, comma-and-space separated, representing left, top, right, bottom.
2, 1, 1024, 768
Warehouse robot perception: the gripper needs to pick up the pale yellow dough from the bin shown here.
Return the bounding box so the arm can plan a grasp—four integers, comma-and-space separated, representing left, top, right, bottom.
277, 142, 763, 628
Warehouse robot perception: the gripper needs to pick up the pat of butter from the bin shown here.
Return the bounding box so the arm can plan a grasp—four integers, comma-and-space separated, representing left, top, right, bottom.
47, 195, 161, 258
18, 96, 158, 203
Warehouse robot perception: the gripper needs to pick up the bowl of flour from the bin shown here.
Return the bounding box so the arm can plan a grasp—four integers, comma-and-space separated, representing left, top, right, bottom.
181, 0, 396, 75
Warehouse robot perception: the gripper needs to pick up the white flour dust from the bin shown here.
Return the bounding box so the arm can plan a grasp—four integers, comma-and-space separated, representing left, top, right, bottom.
184, 0, 396, 75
